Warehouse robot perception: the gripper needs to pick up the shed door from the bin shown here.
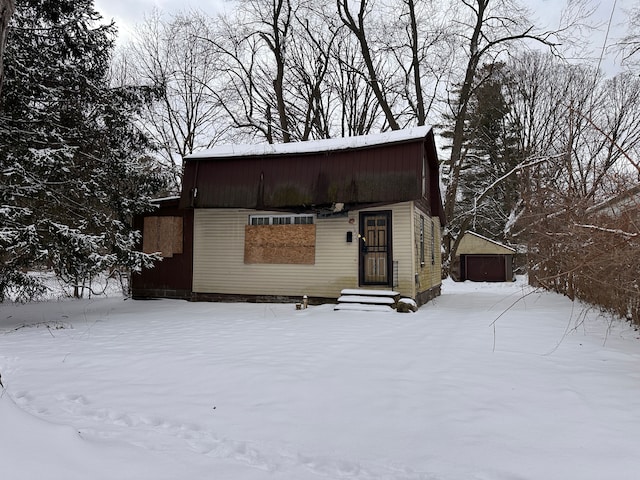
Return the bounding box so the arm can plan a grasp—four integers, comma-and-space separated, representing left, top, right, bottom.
465, 255, 506, 282
360, 212, 392, 285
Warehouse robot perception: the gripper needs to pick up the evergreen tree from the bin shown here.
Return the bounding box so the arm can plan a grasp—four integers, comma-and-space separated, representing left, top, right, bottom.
458, 63, 521, 241
0, 0, 165, 300
440, 62, 522, 246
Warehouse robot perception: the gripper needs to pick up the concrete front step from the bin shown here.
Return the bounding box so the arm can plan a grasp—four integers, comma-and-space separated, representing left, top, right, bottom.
337, 295, 396, 305
334, 288, 401, 311
334, 303, 394, 312
340, 289, 400, 297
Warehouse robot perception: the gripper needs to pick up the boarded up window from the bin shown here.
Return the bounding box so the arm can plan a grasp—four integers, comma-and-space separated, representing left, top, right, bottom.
244, 224, 316, 264
143, 216, 183, 258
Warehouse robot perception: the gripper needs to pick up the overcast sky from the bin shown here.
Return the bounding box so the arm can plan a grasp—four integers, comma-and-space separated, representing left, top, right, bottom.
94, 0, 634, 75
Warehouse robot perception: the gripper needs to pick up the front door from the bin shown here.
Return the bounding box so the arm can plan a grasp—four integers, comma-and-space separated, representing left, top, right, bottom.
359, 211, 392, 286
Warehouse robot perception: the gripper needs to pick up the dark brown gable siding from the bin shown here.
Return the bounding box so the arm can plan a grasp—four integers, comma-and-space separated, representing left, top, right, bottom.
131, 199, 194, 299
181, 141, 424, 210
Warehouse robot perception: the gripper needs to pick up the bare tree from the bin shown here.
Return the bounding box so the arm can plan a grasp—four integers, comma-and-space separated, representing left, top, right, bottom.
205, 0, 300, 143
128, 1, 451, 145
251, 0, 294, 142
336, 0, 401, 130
506, 52, 570, 160
387, 0, 455, 127
333, 0, 456, 133
0, 0, 14, 94
510, 54, 640, 206
619, 4, 640, 68
328, 32, 382, 136
440, 0, 564, 269
209, 0, 360, 142
286, 0, 339, 140
506, 50, 640, 321
406, 0, 426, 124
207, 13, 272, 142
125, 9, 225, 191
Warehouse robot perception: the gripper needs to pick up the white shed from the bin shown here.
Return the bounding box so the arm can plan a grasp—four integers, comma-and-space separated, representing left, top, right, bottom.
455, 231, 515, 282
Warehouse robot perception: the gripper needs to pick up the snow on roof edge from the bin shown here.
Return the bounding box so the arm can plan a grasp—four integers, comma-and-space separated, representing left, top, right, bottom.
150, 196, 181, 203
587, 184, 640, 214
185, 126, 432, 160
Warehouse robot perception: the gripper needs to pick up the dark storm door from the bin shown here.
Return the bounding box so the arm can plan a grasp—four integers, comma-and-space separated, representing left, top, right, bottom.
359, 212, 392, 286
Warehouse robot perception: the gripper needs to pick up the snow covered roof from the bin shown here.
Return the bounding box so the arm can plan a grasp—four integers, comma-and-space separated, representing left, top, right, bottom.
588, 184, 640, 217
185, 126, 432, 160
461, 231, 516, 253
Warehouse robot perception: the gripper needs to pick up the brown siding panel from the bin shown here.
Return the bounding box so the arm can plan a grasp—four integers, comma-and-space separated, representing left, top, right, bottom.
182, 141, 426, 209
132, 200, 193, 299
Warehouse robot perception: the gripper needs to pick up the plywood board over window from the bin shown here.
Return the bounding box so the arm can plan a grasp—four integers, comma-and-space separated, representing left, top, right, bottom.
143, 216, 183, 257
244, 224, 316, 264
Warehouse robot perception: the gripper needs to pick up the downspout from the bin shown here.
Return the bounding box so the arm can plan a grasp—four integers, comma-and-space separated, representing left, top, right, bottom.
257, 171, 265, 209
190, 161, 200, 208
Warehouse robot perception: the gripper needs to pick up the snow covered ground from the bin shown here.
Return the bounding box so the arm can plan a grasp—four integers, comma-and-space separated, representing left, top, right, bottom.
1, 277, 639, 480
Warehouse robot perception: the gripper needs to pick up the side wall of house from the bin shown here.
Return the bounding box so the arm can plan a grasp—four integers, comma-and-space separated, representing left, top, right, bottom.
131, 203, 193, 299
413, 208, 442, 305
192, 202, 415, 300
361, 202, 414, 297
193, 208, 356, 300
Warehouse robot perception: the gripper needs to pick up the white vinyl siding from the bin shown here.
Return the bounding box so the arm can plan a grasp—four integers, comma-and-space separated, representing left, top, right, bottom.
413, 208, 442, 295
193, 209, 357, 298
386, 202, 414, 297
193, 202, 418, 299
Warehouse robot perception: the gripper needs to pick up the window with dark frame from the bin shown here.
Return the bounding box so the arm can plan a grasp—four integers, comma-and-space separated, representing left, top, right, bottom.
249, 214, 314, 225
420, 216, 425, 266
431, 220, 436, 265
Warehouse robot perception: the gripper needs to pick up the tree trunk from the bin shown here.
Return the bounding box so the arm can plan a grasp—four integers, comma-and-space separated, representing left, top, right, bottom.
337, 0, 400, 131
443, 0, 486, 261
265, 0, 291, 142
407, 0, 425, 126
0, 0, 15, 95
